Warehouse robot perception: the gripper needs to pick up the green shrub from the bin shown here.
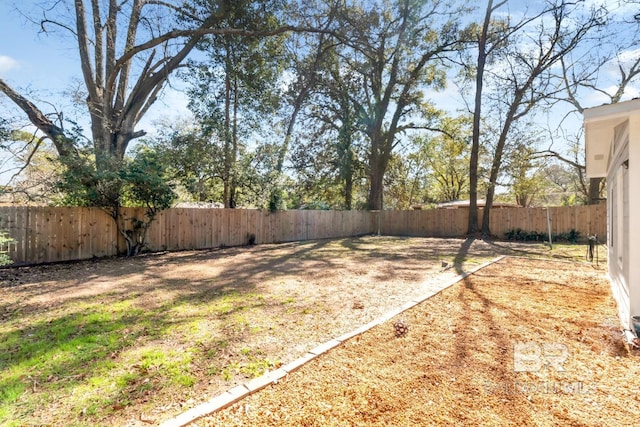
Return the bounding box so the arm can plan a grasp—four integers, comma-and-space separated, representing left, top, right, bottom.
504, 228, 580, 243
554, 229, 581, 243
0, 231, 14, 266
505, 228, 546, 242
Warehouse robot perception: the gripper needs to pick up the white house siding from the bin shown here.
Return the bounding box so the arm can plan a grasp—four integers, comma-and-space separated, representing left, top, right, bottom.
584, 99, 640, 336
607, 123, 630, 328
627, 112, 640, 330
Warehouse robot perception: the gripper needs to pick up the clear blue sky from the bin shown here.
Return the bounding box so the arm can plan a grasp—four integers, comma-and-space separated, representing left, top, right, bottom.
0, 1, 80, 99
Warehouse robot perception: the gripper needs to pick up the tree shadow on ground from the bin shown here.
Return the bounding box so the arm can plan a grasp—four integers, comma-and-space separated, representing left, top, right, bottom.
0, 236, 618, 426
0, 240, 334, 311
453, 237, 475, 275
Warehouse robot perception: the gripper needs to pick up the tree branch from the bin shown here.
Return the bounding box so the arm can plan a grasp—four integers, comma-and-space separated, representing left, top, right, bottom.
109, 23, 329, 92
0, 78, 77, 158
74, 0, 98, 101
533, 149, 584, 170
90, 0, 104, 90
7, 136, 47, 185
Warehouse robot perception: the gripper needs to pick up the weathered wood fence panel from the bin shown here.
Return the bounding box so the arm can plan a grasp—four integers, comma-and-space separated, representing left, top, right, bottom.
0, 204, 606, 266
0, 206, 119, 265
380, 209, 470, 237
378, 205, 606, 241
488, 205, 606, 239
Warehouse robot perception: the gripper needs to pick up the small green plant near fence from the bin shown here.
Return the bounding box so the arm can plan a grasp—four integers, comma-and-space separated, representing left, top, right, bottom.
505, 228, 547, 242
505, 228, 581, 243
555, 229, 581, 243
0, 231, 14, 266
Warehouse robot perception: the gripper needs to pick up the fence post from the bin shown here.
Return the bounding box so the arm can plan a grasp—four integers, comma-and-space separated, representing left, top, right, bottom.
546, 207, 553, 249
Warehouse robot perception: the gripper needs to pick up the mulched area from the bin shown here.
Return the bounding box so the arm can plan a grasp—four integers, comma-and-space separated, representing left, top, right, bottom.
200, 257, 640, 426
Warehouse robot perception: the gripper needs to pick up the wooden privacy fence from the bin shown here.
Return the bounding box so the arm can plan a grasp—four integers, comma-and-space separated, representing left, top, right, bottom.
0, 204, 606, 266
0, 207, 374, 265
380, 205, 606, 240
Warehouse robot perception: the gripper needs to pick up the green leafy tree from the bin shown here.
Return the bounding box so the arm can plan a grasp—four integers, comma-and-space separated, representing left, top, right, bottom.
383, 152, 432, 209
292, 46, 368, 210
0, 231, 14, 266
241, 140, 296, 209
413, 115, 472, 203
152, 121, 224, 203
328, 0, 467, 210
0, 1, 320, 250
186, 0, 287, 208
502, 138, 547, 207
119, 148, 177, 255
290, 124, 368, 209
57, 146, 176, 256
151, 119, 279, 208
270, 15, 337, 211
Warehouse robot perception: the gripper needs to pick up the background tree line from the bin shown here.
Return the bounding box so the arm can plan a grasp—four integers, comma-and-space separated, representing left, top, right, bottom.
1, 0, 639, 246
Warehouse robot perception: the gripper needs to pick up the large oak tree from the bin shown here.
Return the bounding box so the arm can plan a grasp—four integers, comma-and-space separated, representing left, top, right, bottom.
0, 0, 320, 252
332, 0, 466, 210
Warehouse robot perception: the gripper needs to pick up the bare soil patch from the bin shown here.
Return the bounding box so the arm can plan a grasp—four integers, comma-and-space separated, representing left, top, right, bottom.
203, 257, 639, 427
0, 237, 617, 426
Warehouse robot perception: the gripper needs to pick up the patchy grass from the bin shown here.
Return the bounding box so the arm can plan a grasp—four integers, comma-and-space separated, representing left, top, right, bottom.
0, 236, 607, 425
221, 347, 280, 381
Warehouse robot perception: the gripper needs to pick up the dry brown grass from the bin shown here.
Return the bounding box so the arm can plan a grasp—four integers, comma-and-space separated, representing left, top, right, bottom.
202, 257, 640, 427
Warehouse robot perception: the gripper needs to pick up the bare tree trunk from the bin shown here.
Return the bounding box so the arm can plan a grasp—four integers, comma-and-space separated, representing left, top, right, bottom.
223, 46, 232, 208
367, 141, 388, 210
345, 168, 353, 210
469, 0, 503, 235
482, 104, 518, 236
368, 172, 384, 211
230, 71, 239, 209
588, 177, 603, 204
343, 142, 354, 210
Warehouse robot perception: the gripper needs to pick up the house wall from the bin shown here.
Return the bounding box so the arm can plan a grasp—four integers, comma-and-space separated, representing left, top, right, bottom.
628, 113, 640, 328
607, 122, 630, 328
584, 99, 640, 337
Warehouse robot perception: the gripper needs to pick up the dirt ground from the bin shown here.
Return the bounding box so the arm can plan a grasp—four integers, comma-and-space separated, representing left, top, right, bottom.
0, 237, 628, 426
201, 257, 640, 427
